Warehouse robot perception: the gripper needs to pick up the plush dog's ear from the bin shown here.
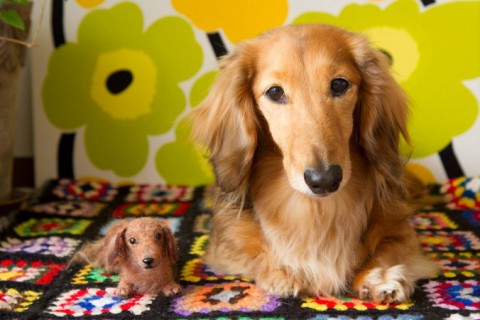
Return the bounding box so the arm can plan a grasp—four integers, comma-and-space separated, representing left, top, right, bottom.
190, 43, 258, 192
107, 228, 126, 267
161, 226, 178, 265
351, 36, 409, 196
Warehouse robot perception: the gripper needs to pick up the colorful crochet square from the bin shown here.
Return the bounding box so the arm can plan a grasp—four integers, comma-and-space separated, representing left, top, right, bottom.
13, 218, 92, 237
47, 288, 153, 316
194, 213, 212, 234
199, 186, 215, 210
424, 280, 480, 310
301, 296, 413, 311
190, 235, 209, 256
113, 202, 191, 218
0, 259, 64, 284
307, 316, 423, 320
417, 231, 480, 251
125, 184, 194, 202
441, 177, 480, 210
172, 282, 281, 316
71, 265, 120, 284
0, 237, 81, 257
0, 288, 41, 312
181, 258, 251, 283
27, 201, 105, 217
233, 318, 285, 320
444, 314, 480, 320
52, 178, 118, 201
428, 252, 480, 278
410, 212, 458, 230
461, 211, 480, 227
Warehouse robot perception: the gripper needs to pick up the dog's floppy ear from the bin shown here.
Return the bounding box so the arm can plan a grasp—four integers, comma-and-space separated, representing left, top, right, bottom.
107, 228, 127, 267
190, 43, 258, 192
351, 36, 409, 196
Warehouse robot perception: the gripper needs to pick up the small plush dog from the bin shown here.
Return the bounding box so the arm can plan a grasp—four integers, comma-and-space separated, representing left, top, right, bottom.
72, 218, 180, 298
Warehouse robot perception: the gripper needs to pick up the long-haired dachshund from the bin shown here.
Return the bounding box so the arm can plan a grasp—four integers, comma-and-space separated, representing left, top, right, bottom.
73, 218, 180, 298
191, 24, 437, 303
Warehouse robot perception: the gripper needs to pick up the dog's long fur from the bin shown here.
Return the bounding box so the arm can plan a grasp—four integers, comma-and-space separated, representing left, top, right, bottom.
72, 218, 180, 298
191, 24, 436, 303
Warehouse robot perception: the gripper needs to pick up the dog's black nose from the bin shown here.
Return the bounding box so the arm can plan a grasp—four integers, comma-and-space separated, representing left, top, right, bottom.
142, 257, 154, 266
304, 165, 343, 195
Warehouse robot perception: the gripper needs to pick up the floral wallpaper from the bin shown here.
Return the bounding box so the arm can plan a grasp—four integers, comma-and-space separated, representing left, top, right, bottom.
33, 0, 480, 186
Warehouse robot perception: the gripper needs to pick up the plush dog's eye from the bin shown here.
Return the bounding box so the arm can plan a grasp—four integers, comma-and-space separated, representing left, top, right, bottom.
330, 78, 350, 97
129, 237, 136, 245
265, 86, 287, 104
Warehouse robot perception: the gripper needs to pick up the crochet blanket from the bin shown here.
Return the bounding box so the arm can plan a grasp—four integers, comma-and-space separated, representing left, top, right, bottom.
0, 177, 479, 319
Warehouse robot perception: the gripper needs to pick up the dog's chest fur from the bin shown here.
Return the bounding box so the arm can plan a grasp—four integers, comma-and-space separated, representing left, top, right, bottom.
252, 155, 369, 295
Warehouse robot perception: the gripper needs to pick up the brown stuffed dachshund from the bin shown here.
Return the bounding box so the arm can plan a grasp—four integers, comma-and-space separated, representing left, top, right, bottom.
72, 217, 181, 299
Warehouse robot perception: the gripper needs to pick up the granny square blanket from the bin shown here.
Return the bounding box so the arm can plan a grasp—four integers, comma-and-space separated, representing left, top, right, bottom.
0, 177, 479, 319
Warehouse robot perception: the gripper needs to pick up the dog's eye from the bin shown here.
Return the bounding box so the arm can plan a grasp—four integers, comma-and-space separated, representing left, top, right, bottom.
265, 86, 287, 104
330, 78, 350, 97
129, 237, 136, 245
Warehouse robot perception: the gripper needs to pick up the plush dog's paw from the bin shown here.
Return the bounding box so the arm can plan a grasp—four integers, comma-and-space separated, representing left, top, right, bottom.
162, 283, 181, 296
354, 265, 413, 304
116, 286, 134, 299
258, 269, 302, 297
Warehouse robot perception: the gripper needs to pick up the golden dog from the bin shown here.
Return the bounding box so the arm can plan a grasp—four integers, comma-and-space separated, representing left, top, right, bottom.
191, 24, 436, 303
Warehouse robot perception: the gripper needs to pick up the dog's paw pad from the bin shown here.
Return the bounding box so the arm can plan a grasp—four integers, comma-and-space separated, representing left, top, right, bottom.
376, 289, 399, 304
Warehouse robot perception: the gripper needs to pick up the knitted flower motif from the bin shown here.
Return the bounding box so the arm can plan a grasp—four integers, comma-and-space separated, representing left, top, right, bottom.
42, 2, 202, 176
171, 0, 288, 43
294, 0, 479, 159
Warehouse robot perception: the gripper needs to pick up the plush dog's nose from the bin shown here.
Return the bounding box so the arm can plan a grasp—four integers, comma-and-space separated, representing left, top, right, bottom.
142, 257, 154, 266
304, 165, 343, 195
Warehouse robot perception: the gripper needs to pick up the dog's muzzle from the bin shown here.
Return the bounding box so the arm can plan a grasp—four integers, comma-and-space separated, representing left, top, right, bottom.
304, 165, 343, 195
142, 257, 154, 269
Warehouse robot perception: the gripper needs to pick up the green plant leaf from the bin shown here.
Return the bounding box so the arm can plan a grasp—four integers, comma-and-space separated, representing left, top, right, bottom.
0, 8, 25, 30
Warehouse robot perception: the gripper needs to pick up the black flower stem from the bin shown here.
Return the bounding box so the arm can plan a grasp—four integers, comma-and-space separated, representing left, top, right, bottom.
207, 32, 228, 60
57, 134, 76, 179
439, 142, 465, 179
52, 0, 65, 48
52, 0, 75, 179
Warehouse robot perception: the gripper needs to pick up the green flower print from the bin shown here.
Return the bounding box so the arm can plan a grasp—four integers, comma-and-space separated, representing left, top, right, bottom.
294, 0, 480, 159
155, 71, 218, 185
43, 2, 202, 177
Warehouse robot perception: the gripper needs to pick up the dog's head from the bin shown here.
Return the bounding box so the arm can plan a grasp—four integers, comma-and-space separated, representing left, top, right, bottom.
107, 218, 177, 270
192, 24, 408, 198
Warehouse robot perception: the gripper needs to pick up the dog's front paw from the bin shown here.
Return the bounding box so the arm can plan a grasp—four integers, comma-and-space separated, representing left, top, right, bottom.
258, 269, 302, 297
162, 283, 181, 296
353, 265, 413, 304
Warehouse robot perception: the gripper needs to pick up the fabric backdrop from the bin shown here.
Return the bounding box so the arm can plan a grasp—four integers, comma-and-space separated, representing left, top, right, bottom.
31, 0, 480, 186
